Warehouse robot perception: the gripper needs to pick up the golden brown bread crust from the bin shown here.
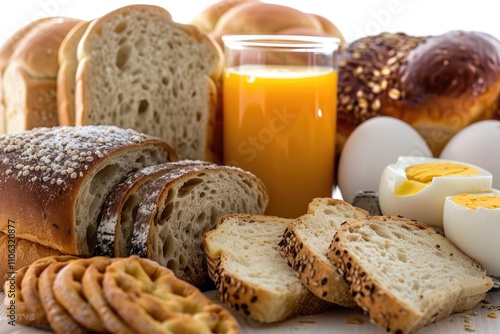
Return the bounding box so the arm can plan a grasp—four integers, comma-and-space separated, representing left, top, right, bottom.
0, 233, 65, 292
0, 126, 178, 256
192, 0, 345, 47
336, 31, 500, 157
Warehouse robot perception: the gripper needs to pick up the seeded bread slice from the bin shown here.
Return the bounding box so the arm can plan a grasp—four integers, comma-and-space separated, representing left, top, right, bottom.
75, 4, 223, 161
0, 126, 178, 256
204, 214, 333, 323
130, 164, 268, 288
326, 215, 494, 334
278, 197, 367, 307
95, 160, 212, 257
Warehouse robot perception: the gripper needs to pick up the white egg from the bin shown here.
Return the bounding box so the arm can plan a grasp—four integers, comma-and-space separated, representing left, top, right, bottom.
443, 191, 500, 276
379, 156, 492, 229
338, 116, 432, 203
440, 120, 500, 189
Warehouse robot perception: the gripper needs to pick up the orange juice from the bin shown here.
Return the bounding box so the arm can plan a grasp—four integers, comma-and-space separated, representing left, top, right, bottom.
223, 65, 338, 218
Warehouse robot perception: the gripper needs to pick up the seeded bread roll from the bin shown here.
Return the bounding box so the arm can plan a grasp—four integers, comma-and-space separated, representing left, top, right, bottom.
278, 198, 368, 307
205, 214, 333, 323
75, 4, 223, 161
2, 17, 81, 134
95, 160, 212, 257
337, 31, 500, 157
130, 164, 268, 288
327, 215, 494, 334
0, 126, 178, 256
191, 0, 345, 47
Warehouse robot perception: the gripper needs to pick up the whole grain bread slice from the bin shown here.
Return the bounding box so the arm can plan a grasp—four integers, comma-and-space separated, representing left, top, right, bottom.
75, 4, 222, 161
278, 197, 367, 307
204, 214, 333, 323
326, 215, 494, 334
129, 164, 268, 288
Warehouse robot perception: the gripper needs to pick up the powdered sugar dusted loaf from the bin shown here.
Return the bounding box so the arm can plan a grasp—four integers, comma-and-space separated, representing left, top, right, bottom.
0, 125, 178, 256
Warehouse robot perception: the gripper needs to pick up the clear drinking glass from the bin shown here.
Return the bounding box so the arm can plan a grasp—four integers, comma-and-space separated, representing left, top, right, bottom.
222, 35, 340, 218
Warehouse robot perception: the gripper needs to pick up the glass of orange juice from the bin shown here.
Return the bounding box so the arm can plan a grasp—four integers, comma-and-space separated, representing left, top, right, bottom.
222, 35, 340, 218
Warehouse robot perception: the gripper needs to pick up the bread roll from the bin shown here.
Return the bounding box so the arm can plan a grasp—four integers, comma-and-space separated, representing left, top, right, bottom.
336, 31, 500, 157
0, 126, 178, 256
191, 0, 345, 47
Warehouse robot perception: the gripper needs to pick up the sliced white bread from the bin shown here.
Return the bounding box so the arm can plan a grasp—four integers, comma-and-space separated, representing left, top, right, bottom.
326, 215, 494, 334
204, 214, 333, 323
129, 164, 268, 287
75, 5, 223, 161
0, 126, 178, 256
2, 17, 81, 134
278, 197, 368, 307
95, 160, 212, 257
57, 20, 91, 126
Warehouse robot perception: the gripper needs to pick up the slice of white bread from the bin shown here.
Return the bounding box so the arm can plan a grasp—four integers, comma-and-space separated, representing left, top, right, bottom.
2, 17, 81, 134
130, 164, 268, 288
326, 215, 494, 334
75, 5, 223, 161
95, 160, 211, 257
204, 214, 333, 323
57, 20, 91, 126
278, 198, 368, 307
0, 125, 178, 256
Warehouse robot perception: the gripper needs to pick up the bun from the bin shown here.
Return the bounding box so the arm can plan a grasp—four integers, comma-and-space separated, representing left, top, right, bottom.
336, 31, 500, 157
327, 215, 493, 334
279, 198, 367, 307
74, 5, 223, 161
1, 17, 81, 134
0, 126, 178, 256
191, 0, 345, 47
204, 213, 332, 323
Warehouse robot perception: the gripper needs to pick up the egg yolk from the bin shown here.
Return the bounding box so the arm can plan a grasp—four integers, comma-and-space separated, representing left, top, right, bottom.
395, 162, 480, 196
451, 193, 500, 210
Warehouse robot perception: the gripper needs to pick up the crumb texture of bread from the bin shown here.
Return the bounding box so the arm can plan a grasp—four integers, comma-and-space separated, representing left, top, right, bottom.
130, 164, 268, 287
279, 197, 367, 307
76, 5, 222, 161
205, 214, 332, 323
327, 215, 494, 334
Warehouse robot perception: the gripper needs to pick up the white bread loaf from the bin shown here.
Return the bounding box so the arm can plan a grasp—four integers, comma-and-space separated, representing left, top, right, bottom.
57, 20, 91, 126
204, 214, 333, 323
0, 126, 178, 256
1, 17, 81, 134
74, 5, 223, 161
129, 164, 268, 287
95, 160, 212, 257
279, 198, 367, 307
0, 17, 60, 135
327, 215, 494, 334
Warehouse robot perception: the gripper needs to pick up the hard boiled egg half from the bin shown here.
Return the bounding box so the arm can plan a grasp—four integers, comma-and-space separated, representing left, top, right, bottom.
443, 191, 500, 276
379, 156, 492, 229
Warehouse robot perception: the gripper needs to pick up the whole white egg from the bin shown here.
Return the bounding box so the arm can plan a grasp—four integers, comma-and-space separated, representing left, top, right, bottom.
337, 116, 432, 203
440, 120, 500, 189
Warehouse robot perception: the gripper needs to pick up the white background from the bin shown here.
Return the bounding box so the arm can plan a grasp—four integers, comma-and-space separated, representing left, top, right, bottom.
0, 0, 499, 45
